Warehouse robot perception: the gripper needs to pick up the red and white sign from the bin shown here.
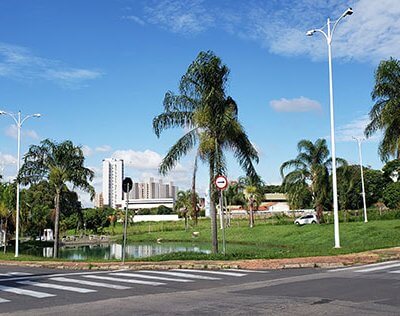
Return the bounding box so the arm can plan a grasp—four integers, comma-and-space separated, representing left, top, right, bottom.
215, 175, 228, 190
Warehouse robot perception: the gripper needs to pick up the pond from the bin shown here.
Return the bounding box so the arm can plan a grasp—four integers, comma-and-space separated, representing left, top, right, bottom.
21, 242, 212, 260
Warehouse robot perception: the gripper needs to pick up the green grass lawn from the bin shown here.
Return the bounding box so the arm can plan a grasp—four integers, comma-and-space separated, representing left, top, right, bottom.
101, 217, 400, 260
2, 218, 400, 262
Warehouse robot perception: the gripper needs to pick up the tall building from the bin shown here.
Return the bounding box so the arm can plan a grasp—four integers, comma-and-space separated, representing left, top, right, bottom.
102, 158, 124, 209
128, 177, 178, 200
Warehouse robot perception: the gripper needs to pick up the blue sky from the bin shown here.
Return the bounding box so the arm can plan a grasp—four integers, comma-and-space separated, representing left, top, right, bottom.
0, 0, 399, 206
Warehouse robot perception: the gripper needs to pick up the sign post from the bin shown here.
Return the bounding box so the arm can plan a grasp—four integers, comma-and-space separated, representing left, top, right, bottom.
215, 175, 228, 255
122, 177, 133, 263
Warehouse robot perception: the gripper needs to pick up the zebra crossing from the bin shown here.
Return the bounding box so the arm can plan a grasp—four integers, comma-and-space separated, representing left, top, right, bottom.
328, 260, 400, 274
0, 268, 263, 304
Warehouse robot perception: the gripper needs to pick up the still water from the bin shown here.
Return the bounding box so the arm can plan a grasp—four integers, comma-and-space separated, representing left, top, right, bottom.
23, 242, 212, 260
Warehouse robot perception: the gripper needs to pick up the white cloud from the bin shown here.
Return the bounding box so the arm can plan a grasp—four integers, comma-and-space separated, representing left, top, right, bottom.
0, 42, 102, 87
0, 152, 16, 165
45, 69, 101, 81
112, 149, 163, 170
122, 15, 146, 26
95, 145, 112, 152
82, 145, 93, 157
235, 0, 400, 64
5, 124, 39, 140
135, 0, 400, 63
336, 114, 379, 142
144, 0, 214, 35
270, 96, 321, 112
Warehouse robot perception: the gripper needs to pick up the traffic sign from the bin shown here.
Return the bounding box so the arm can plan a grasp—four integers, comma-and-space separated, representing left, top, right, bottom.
215, 175, 228, 190
122, 177, 133, 193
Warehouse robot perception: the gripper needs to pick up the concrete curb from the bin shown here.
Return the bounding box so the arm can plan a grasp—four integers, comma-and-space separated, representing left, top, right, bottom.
1, 247, 399, 271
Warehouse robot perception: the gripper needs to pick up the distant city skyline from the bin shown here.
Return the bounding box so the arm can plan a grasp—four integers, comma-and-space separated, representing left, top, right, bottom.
0, 1, 399, 207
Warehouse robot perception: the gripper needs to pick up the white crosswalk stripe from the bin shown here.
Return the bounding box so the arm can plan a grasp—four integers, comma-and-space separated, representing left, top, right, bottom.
0, 298, 10, 303
139, 270, 221, 280
0, 272, 33, 277
49, 277, 131, 290
328, 260, 400, 272
355, 262, 400, 273
0, 284, 55, 298
173, 269, 246, 277
84, 275, 165, 286
111, 272, 194, 283
224, 269, 269, 274
17, 280, 97, 293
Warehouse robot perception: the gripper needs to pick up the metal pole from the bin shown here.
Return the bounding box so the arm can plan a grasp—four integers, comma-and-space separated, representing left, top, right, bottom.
122, 185, 129, 263
219, 190, 226, 255
327, 19, 340, 248
356, 139, 368, 223
15, 111, 21, 257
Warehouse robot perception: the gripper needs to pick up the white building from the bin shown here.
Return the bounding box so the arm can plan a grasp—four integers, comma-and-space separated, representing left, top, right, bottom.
128, 177, 178, 201
102, 158, 124, 209
125, 177, 178, 210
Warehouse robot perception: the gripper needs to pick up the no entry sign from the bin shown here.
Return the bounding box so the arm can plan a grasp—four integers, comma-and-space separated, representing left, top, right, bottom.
215, 175, 228, 191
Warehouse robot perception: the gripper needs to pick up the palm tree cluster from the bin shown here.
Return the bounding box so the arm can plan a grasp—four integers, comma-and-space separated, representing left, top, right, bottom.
18, 139, 94, 257
280, 139, 346, 220
153, 51, 260, 253
365, 57, 400, 161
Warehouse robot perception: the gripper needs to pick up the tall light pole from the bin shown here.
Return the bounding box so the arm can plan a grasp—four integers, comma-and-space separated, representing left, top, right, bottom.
353, 137, 368, 223
0, 110, 41, 257
307, 7, 353, 248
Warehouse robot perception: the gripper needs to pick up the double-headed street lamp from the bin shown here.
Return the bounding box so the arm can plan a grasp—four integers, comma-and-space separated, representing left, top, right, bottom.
0, 110, 41, 257
307, 7, 353, 248
353, 137, 368, 223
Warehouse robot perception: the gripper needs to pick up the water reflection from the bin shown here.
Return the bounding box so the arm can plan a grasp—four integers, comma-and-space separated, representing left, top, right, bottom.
35, 242, 211, 260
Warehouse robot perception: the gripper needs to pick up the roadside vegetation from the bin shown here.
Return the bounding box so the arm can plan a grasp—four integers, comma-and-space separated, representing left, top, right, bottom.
1, 54, 400, 261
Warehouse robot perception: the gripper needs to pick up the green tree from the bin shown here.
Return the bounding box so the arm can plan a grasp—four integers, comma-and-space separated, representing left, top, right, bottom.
382, 182, 400, 209
153, 51, 259, 253
19, 139, 94, 258
280, 139, 346, 220
365, 58, 400, 161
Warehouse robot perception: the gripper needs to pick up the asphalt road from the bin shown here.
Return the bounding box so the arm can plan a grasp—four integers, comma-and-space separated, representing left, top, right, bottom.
0, 261, 399, 315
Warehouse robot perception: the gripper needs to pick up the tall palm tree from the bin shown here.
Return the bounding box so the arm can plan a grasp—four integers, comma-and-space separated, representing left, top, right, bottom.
365, 57, 400, 161
18, 139, 94, 257
280, 139, 346, 220
153, 51, 259, 253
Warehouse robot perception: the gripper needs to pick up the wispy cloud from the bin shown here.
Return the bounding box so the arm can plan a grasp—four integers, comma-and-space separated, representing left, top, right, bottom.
122, 15, 146, 26
336, 114, 380, 142
131, 0, 400, 63
82, 145, 93, 157
95, 145, 112, 152
0, 42, 102, 87
5, 124, 39, 140
270, 96, 321, 112
0, 152, 17, 165
143, 0, 214, 35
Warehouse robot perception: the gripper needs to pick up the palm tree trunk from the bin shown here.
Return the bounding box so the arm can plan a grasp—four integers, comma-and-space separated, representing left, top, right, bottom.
209, 163, 218, 254
192, 152, 199, 226
53, 189, 61, 258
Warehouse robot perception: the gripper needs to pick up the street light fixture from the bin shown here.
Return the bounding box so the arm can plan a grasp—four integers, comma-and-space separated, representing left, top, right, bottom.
306, 7, 353, 248
353, 137, 368, 223
0, 110, 41, 257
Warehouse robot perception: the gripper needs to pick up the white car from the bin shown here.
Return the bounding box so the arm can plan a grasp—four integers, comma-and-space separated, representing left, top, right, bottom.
294, 214, 319, 225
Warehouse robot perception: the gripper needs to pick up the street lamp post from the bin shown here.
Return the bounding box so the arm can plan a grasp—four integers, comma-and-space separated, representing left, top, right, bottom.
353, 137, 368, 223
307, 7, 353, 248
0, 110, 41, 257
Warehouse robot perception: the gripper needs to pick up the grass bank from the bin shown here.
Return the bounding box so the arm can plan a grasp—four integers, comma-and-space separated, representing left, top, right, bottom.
2, 217, 400, 262
102, 218, 400, 260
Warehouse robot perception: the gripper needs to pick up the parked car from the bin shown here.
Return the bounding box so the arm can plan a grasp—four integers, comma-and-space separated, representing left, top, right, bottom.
294, 214, 319, 225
